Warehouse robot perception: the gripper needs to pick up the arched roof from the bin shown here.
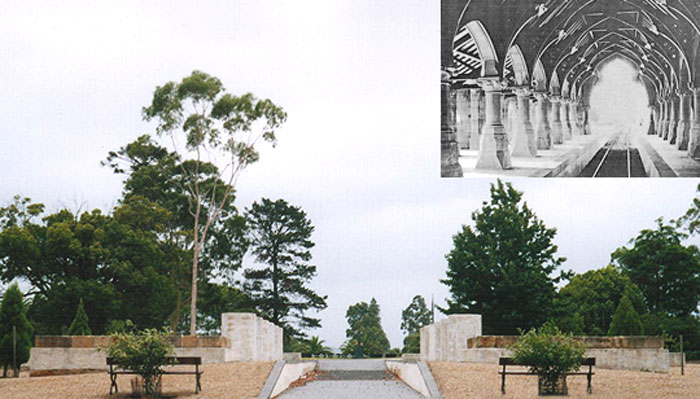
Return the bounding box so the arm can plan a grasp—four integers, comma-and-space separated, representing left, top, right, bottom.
443, 0, 700, 100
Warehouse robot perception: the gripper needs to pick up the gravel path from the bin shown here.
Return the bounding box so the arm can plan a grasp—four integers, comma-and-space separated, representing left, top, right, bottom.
277, 359, 423, 399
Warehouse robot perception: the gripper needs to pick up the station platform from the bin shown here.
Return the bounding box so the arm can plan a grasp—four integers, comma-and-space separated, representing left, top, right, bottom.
459, 127, 700, 178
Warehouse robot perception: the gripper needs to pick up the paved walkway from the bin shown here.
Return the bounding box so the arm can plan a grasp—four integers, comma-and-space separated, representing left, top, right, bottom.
276, 359, 423, 399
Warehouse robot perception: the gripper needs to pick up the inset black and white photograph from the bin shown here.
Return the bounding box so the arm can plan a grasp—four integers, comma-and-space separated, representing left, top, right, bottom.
441, 0, 700, 177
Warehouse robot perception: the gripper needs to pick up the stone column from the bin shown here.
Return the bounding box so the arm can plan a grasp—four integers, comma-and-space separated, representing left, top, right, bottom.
689, 88, 700, 158
441, 70, 463, 177
560, 99, 572, 140
511, 87, 537, 157
549, 96, 564, 144
583, 105, 592, 135
569, 100, 580, 135
533, 92, 552, 149
677, 90, 692, 150
647, 105, 656, 135
475, 78, 511, 169
661, 98, 669, 138
669, 93, 680, 144
454, 88, 471, 150
505, 95, 517, 145
469, 88, 483, 150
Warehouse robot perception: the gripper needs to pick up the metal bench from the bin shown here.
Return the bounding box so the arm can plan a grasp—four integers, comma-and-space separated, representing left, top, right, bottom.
499, 356, 595, 394
107, 356, 203, 395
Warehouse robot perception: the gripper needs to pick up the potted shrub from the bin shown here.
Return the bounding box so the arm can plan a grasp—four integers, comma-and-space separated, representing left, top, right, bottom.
510, 323, 586, 395
106, 327, 175, 397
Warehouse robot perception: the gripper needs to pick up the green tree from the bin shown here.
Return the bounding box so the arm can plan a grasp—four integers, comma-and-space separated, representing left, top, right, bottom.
401, 295, 432, 335
244, 198, 327, 342
142, 71, 287, 335
611, 218, 700, 317
0, 284, 33, 377
103, 135, 249, 332
553, 266, 644, 335
608, 292, 644, 335
0, 198, 179, 334
400, 295, 431, 353
442, 180, 566, 334
67, 298, 92, 336
304, 336, 332, 356
342, 298, 390, 356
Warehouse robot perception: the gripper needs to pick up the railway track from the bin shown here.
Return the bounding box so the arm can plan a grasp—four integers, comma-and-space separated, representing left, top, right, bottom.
578, 129, 647, 177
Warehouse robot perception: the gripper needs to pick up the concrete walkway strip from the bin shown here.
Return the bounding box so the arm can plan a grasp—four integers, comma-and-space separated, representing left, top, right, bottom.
258, 360, 285, 399
417, 361, 444, 399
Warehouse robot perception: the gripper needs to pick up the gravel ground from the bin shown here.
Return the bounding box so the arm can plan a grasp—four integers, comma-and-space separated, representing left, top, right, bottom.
0, 362, 273, 399
429, 361, 700, 399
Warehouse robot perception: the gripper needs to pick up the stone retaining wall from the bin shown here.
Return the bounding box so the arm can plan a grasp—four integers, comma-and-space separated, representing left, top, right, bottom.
420, 313, 670, 372
28, 312, 281, 374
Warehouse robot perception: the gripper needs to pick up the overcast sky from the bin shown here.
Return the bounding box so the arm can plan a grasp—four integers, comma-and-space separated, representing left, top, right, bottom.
1, 0, 699, 349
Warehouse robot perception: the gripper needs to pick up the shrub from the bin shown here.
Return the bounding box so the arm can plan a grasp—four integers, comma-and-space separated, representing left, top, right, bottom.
106, 328, 174, 396
67, 298, 91, 336
0, 283, 33, 377
510, 322, 586, 394
608, 293, 643, 336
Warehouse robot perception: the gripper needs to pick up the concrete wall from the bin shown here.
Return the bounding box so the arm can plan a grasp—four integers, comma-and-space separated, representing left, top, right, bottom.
669, 352, 686, 367
420, 314, 482, 362
29, 312, 283, 373
420, 314, 670, 372
386, 360, 430, 397
269, 361, 316, 398
221, 312, 282, 362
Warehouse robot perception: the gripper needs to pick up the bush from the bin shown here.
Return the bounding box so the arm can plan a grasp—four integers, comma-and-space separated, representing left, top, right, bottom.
608, 293, 643, 335
67, 298, 91, 336
510, 323, 586, 394
0, 283, 33, 377
106, 328, 174, 396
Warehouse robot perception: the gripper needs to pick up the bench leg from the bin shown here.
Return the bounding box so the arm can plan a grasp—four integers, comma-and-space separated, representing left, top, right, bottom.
109, 372, 118, 395
196, 365, 201, 394
587, 365, 592, 394
501, 365, 506, 394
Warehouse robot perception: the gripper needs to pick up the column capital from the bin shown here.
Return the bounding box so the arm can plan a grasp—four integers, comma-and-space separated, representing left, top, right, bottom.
512, 86, 531, 97
692, 87, 700, 95
532, 91, 549, 101
549, 95, 562, 104
477, 77, 505, 92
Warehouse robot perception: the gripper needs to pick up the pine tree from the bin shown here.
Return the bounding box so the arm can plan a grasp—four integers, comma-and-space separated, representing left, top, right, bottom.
608, 292, 644, 336
0, 283, 33, 377
67, 298, 92, 336
244, 198, 327, 342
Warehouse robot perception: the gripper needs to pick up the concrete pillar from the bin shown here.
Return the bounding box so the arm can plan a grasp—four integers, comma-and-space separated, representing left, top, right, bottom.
469, 88, 482, 150
668, 93, 679, 143
511, 87, 537, 157
654, 102, 662, 135
677, 90, 692, 150
560, 99, 572, 140
688, 88, 700, 158
550, 96, 564, 144
441, 71, 463, 177
583, 105, 592, 135
475, 78, 511, 169
505, 96, 517, 145
454, 88, 471, 150
661, 99, 669, 138
534, 92, 552, 149
647, 106, 656, 135
569, 100, 581, 135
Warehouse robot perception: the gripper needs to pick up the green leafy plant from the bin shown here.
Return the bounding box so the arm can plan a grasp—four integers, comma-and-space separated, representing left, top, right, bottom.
510, 322, 585, 395
106, 328, 175, 396
66, 298, 91, 336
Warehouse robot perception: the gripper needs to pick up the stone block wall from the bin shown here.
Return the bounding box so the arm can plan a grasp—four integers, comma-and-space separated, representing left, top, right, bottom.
420, 314, 482, 362
420, 314, 670, 372
29, 312, 282, 374
221, 312, 282, 361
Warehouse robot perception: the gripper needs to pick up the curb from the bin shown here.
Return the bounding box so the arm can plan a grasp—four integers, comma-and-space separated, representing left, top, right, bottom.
417, 361, 443, 399
258, 360, 285, 399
